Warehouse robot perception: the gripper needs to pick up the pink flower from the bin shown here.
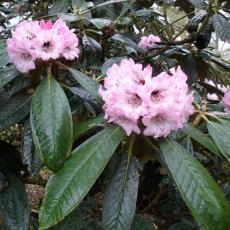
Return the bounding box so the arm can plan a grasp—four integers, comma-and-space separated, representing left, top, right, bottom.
138, 34, 161, 51
222, 91, 230, 113
99, 59, 194, 137
31, 29, 64, 61
6, 19, 80, 73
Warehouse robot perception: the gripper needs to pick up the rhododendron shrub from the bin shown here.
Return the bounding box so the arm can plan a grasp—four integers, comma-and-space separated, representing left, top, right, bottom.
0, 1, 230, 230
99, 59, 194, 137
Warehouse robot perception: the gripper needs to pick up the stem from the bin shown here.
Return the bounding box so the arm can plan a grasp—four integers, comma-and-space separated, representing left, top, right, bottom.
128, 133, 136, 160
203, 112, 221, 121
55, 60, 68, 70
47, 63, 52, 77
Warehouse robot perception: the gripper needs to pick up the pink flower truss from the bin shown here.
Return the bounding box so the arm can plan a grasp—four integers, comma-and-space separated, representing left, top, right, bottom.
6, 19, 79, 73
138, 34, 161, 51
99, 59, 194, 138
222, 91, 230, 113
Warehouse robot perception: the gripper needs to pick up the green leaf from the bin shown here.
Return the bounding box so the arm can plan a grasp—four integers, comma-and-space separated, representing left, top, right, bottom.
131, 215, 155, 230
212, 13, 230, 42
48, 0, 70, 15
39, 126, 125, 229
183, 54, 196, 85
183, 123, 220, 156
102, 154, 140, 230
0, 48, 9, 68
58, 13, 78, 22
0, 174, 30, 230
207, 119, 230, 163
0, 93, 31, 133
0, 65, 20, 89
82, 35, 102, 66
30, 75, 73, 172
88, 18, 112, 29
101, 57, 127, 75
119, 0, 135, 17
67, 67, 102, 104
159, 138, 230, 230
73, 115, 104, 139
83, 0, 129, 14
50, 208, 90, 230
22, 119, 42, 178
112, 34, 144, 53
187, 0, 205, 8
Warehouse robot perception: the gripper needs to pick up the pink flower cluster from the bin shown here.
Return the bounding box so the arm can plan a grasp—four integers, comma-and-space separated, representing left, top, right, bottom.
99, 59, 194, 138
7, 19, 79, 73
222, 91, 230, 113
138, 34, 161, 51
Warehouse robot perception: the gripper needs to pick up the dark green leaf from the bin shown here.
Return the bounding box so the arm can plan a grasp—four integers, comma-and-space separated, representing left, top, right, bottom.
0, 93, 31, 133
73, 115, 104, 139
131, 215, 155, 230
101, 57, 127, 75
207, 119, 230, 163
79, 2, 94, 12
0, 48, 9, 68
22, 119, 42, 179
102, 154, 140, 230
187, 0, 205, 8
212, 13, 230, 42
70, 87, 102, 115
183, 55, 196, 85
183, 123, 220, 156
160, 138, 230, 230
82, 35, 102, 66
67, 67, 102, 104
111, 34, 144, 53
50, 208, 90, 230
58, 13, 78, 22
39, 126, 125, 229
88, 18, 112, 29
0, 174, 29, 230
119, 0, 135, 17
48, 0, 70, 15
30, 75, 73, 172
0, 65, 20, 89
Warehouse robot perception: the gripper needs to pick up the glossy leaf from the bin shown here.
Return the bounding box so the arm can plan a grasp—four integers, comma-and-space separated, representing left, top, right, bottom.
50, 208, 90, 230
0, 48, 9, 68
30, 75, 73, 172
0, 174, 29, 230
112, 34, 144, 53
39, 126, 125, 229
0, 93, 31, 133
212, 13, 230, 42
102, 154, 140, 230
22, 119, 42, 178
131, 215, 155, 230
70, 87, 102, 115
0, 65, 20, 89
183, 123, 220, 156
160, 138, 230, 230
101, 57, 127, 75
67, 67, 102, 104
207, 119, 230, 163
82, 35, 102, 66
73, 115, 104, 139
88, 18, 112, 29
48, 0, 70, 15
